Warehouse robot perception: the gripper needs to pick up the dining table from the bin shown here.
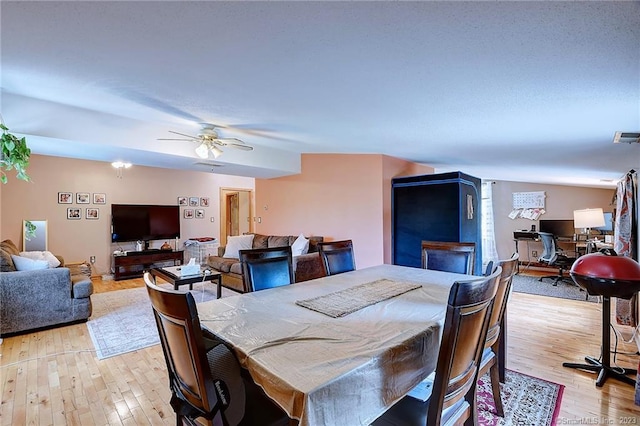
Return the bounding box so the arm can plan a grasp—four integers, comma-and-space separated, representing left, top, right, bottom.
197, 263, 476, 426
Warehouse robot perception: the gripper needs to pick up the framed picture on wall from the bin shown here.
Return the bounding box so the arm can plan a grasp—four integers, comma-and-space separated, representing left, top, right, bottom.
195, 209, 205, 219
178, 196, 188, 206
200, 197, 210, 207
93, 193, 106, 204
189, 197, 199, 207
76, 192, 90, 204
184, 209, 194, 219
86, 208, 99, 219
58, 192, 73, 204
67, 208, 81, 220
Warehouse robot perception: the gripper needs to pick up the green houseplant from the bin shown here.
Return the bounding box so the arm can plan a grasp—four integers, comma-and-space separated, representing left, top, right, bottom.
1, 123, 35, 239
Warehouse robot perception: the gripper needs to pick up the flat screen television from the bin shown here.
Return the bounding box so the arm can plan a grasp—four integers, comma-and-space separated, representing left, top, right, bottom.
111, 204, 180, 246
538, 219, 576, 238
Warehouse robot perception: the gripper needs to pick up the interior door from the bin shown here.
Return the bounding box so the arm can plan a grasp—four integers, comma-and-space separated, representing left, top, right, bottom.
227, 192, 240, 236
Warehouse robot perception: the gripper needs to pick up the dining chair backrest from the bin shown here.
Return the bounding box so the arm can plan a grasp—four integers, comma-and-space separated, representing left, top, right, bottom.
239, 246, 294, 292
144, 273, 232, 426
421, 241, 476, 275
427, 266, 501, 423
484, 253, 519, 348
317, 240, 356, 276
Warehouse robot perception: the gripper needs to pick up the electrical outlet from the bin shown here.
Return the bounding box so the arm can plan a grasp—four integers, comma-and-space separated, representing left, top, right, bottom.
90, 256, 96, 264
531, 250, 538, 258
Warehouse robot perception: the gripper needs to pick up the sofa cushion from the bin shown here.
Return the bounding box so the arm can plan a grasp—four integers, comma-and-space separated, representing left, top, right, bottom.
71, 275, 94, 298
268, 235, 292, 248
223, 235, 255, 258
251, 234, 269, 249
229, 262, 243, 275
19, 250, 62, 268
0, 239, 19, 272
11, 255, 49, 271
208, 256, 237, 273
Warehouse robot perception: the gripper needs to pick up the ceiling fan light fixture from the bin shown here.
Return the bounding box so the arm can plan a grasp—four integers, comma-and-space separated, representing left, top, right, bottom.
195, 143, 210, 158
210, 145, 223, 158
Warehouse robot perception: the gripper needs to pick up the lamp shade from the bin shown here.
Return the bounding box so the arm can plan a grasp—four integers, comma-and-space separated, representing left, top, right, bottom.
573, 208, 605, 229
570, 252, 640, 298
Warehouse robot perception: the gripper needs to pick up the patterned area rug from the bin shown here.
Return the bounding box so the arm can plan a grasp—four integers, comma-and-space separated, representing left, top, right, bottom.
477, 369, 564, 426
87, 282, 231, 359
511, 273, 599, 302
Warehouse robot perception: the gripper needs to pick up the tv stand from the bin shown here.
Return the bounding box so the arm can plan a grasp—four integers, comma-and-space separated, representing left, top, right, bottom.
113, 250, 183, 281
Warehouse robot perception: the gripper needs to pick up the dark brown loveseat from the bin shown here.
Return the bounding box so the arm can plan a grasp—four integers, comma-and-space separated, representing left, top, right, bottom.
206, 234, 325, 293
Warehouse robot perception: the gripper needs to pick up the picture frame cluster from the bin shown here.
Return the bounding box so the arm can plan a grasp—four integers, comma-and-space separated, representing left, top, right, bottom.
178, 196, 208, 219
59, 192, 105, 220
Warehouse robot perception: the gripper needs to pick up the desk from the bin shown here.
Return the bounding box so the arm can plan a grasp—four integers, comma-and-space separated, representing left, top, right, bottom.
198, 264, 473, 426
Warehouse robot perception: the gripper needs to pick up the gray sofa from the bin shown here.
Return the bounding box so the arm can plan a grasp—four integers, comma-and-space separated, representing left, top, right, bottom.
0, 239, 93, 337
207, 234, 326, 292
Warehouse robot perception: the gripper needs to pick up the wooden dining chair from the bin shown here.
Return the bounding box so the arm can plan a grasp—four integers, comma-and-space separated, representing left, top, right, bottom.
421, 241, 476, 275
144, 273, 289, 426
239, 246, 294, 292
372, 266, 501, 426
477, 253, 519, 417
317, 239, 356, 275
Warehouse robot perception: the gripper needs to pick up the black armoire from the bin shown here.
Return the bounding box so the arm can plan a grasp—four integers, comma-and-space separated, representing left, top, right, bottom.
392, 172, 482, 275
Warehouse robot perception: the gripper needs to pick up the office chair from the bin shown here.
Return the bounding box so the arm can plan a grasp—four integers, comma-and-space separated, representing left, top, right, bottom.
537, 232, 576, 286
239, 246, 294, 292
421, 241, 476, 275
372, 267, 501, 425
317, 240, 356, 275
144, 273, 289, 426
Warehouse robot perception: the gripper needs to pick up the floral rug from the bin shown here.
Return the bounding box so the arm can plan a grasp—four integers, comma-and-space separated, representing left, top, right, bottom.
477, 369, 564, 426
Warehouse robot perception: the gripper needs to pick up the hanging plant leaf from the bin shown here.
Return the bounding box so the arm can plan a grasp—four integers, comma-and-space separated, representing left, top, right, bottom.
0, 123, 31, 184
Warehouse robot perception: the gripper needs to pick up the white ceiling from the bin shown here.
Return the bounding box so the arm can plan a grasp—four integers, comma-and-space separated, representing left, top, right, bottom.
2, 1, 639, 187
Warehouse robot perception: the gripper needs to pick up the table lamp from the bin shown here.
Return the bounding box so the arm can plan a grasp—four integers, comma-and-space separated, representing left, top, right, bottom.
573, 208, 605, 238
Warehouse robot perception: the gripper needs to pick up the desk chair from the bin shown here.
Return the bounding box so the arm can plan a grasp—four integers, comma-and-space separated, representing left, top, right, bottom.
317, 240, 356, 275
537, 232, 577, 286
421, 241, 476, 275
373, 267, 501, 426
478, 253, 519, 417
239, 246, 294, 292
144, 273, 289, 426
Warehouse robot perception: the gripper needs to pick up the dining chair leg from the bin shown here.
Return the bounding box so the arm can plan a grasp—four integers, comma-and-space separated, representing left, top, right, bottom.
489, 363, 505, 417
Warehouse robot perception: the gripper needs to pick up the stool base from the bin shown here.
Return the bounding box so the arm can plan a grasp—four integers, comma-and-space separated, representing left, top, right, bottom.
563, 356, 637, 387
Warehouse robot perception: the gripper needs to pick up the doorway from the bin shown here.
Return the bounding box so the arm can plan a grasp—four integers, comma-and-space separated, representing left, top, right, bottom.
220, 188, 253, 246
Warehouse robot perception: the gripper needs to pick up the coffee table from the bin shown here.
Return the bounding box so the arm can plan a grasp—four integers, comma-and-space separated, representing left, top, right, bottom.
149, 266, 223, 298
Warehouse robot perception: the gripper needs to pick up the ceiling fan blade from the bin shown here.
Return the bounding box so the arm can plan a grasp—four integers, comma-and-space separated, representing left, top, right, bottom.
225, 143, 254, 151
217, 138, 253, 150
158, 138, 195, 141
168, 130, 199, 140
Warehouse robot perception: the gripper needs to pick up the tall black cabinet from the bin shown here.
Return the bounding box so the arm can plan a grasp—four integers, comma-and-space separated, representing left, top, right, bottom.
392, 172, 482, 274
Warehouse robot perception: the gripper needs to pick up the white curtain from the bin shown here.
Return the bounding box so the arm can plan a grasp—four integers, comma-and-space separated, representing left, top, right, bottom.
481, 181, 499, 269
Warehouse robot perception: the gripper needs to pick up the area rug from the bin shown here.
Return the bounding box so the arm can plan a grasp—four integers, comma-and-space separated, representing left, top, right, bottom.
87, 282, 228, 359
511, 273, 599, 302
477, 369, 564, 426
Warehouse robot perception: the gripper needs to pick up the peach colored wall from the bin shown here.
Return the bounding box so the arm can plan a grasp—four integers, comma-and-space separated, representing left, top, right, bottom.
1, 155, 254, 275
492, 180, 616, 262
255, 154, 434, 268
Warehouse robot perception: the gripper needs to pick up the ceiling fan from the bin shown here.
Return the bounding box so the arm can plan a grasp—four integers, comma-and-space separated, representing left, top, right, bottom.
159, 123, 254, 158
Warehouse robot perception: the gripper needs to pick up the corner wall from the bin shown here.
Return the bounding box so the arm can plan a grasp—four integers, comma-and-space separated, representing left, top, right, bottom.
0, 155, 254, 275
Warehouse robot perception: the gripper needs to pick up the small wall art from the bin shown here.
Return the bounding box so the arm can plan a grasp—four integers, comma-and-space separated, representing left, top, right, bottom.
195, 209, 205, 218
200, 197, 210, 207
67, 208, 81, 219
58, 192, 73, 204
178, 196, 188, 206
76, 192, 90, 204
93, 193, 106, 204
86, 208, 99, 219
189, 197, 199, 207
184, 209, 194, 219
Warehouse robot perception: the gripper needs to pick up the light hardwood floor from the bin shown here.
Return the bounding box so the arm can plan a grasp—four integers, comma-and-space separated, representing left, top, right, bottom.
1, 274, 640, 425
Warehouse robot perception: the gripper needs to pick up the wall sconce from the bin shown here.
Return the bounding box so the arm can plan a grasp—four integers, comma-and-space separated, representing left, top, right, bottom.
112, 161, 132, 178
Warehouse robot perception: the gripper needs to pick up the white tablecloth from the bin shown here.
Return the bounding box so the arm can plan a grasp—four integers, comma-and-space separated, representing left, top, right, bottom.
198, 264, 474, 426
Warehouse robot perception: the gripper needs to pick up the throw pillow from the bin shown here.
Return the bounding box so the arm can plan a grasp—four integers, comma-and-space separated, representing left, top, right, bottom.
19, 251, 61, 268
291, 234, 310, 256
11, 255, 49, 271
223, 234, 255, 259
